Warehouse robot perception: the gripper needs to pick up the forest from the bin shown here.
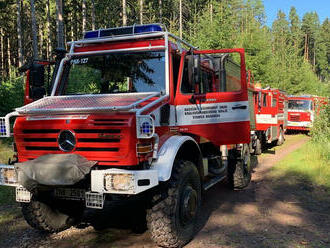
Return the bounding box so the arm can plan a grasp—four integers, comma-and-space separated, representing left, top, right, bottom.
0, 0, 329, 115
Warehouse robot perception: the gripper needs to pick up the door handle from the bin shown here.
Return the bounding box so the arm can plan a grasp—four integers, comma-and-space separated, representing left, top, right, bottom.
232, 105, 247, 110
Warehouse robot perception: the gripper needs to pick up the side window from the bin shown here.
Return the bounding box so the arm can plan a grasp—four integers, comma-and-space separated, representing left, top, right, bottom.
180, 57, 214, 94
272, 97, 277, 107
263, 93, 267, 107
181, 59, 193, 94
222, 59, 241, 92
180, 54, 241, 94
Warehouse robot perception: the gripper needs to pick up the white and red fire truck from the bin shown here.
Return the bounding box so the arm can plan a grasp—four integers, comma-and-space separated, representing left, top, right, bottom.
0, 24, 252, 247
248, 72, 287, 154
287, 95, 327, 132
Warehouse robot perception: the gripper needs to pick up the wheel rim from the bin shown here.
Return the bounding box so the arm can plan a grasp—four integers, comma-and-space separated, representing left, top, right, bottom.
180, 185, 198, 226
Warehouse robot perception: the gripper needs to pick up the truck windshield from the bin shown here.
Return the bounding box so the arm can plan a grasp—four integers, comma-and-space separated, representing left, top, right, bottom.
288, 99, 312, 111
58, 51, 165, 95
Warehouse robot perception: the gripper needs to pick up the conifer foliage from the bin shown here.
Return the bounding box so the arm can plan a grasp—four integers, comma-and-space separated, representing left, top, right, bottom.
0, 0, 328, 99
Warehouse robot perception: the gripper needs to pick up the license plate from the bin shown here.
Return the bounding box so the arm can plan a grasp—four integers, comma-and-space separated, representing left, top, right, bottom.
55, 188, 85, 200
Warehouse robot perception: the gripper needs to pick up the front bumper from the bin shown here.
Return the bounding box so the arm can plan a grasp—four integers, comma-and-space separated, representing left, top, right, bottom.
287, 121, 312, 130
91, 168, 159, 195
1, 164, 159, 208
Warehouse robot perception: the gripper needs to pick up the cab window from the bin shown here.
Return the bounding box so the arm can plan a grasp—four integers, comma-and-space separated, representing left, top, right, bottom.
262, 93, 267, 107
180, 54, 242, 94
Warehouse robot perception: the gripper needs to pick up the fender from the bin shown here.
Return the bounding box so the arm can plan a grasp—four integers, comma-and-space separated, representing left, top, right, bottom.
151, 135, 201, 182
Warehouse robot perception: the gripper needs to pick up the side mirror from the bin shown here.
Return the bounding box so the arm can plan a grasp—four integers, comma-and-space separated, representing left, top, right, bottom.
29, 63, 46, 100
30, 63, 45, 87
258, 91, 262, 110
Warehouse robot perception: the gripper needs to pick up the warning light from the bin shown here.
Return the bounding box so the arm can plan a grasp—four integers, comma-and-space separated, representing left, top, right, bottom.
83, 24, 163, 39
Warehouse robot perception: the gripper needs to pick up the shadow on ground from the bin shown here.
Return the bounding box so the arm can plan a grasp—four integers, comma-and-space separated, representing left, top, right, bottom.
1, 139, 329, 248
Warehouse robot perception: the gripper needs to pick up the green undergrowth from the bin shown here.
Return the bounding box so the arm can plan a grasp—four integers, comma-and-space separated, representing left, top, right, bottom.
0, 140, 17, 206
0, 139, 14, 165
271, 141, 330, 189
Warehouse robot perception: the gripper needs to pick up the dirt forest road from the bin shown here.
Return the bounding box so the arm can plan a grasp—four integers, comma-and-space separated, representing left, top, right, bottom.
1, 134, 329, 248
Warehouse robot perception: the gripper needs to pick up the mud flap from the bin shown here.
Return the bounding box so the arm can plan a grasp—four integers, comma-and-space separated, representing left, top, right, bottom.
15, 154, 96, 192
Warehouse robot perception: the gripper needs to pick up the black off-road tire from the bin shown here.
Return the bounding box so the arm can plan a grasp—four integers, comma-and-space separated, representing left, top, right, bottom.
22, 198, 83, 233
277, 128, 284, 146
255, 138, 262, 155
228, 144, 252, 189
147, 160, 201, 248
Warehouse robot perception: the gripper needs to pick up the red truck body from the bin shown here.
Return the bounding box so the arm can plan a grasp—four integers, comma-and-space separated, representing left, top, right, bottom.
247, 72, 287, 153
287, 95, 328, 131
253, 87, 287, 143
287, 96, 314, 131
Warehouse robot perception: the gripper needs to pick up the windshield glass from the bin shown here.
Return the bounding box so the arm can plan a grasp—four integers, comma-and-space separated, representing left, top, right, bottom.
58, 51, 165, 95
288, 99, 312, 111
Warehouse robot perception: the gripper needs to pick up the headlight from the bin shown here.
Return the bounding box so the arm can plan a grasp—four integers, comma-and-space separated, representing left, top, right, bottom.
136, 115, 154, 139
104, 173, 134, 192
0, 166, 18, 186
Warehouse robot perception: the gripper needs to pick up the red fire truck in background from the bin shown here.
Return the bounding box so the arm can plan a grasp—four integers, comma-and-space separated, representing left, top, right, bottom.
0, 24, 253, 247
287, 95, 327, 132
248, 72, 287, 154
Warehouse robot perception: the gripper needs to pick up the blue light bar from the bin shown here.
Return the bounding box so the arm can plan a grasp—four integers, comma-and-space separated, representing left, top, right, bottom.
83, 24, 163, 39
135, 24, 162, 34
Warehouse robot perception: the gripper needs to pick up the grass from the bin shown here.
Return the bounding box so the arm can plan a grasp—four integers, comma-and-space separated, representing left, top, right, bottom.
0, 140, 18, 213
0, 139, 14, 164
270, 140, 330, 189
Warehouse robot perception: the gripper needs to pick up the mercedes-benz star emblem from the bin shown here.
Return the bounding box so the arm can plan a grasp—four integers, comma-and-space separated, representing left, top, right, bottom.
58, 130, 76, 152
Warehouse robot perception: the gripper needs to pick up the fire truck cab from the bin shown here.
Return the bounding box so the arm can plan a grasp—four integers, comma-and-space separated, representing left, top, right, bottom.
249, 75, 287, 154
0, 24, 252, 247
287, 95, 314, 132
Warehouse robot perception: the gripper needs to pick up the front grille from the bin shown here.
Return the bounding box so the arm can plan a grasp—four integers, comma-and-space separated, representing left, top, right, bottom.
25, 146, 60, 151
15, 115, 135, 166
74, 129, 120, 133
290, 115, 300, 121
20, 128, 122, 152
23, 129, 60, 134
76, 147, 119, 152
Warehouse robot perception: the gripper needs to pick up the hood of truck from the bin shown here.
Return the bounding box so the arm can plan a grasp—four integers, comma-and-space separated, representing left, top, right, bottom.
15, 93, 158, 115
13, 114, 138, 166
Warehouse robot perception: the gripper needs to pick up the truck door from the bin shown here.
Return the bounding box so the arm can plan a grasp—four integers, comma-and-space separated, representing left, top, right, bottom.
174, 49, 250, 145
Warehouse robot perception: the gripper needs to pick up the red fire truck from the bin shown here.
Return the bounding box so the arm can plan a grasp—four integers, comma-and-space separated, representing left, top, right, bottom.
287, 95, 327, 132
0, 24, 252, 247
248, 73, 287, 154
287, 95, 313, 132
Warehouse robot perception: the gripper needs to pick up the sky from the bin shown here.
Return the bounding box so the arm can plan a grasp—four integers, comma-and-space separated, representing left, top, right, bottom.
264, 0, 329, 27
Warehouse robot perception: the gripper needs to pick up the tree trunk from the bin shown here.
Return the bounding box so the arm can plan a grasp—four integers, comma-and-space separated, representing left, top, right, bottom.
159, 0, 162, 23
16, 0, 23, 67
70, 11, 74, 40
0, 28, 4, 77
210, 0, 213, 24
122, 0, 127, 26
179, 0, 182, 38
39, 24, 43, 58
304, 33, 308, 61
30, 0, 39, 59
91, 0, 95, 30
56, 0, 65, 49
313, 41, 316, 70
82, 0, 86, 32
7, 36, 11, 77
139, 0, 143, 24
46, 0, 52, 60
